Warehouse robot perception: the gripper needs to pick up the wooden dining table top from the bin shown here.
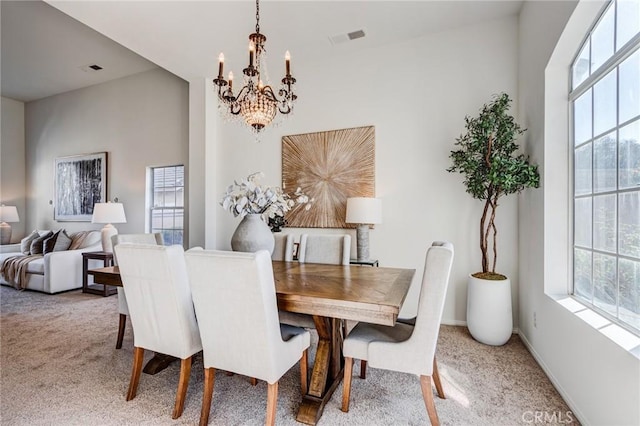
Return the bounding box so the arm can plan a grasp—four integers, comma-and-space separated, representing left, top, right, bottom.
89, 261, 415, 327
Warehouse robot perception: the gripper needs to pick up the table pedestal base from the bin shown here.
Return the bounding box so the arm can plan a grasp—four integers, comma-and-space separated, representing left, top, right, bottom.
296, 316, 343, 425
143, 353, 179, 375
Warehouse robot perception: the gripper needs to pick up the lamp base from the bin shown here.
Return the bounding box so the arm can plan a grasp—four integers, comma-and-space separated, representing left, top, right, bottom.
101, 224, 118, 253
355, 224, 370, 262
0, 222, 12, 245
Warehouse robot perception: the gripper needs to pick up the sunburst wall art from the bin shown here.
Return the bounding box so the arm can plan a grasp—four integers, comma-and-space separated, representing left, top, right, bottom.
282, 126, 375, 228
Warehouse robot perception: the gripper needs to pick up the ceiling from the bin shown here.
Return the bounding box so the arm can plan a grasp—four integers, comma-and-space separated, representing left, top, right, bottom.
1, 0, 524, 103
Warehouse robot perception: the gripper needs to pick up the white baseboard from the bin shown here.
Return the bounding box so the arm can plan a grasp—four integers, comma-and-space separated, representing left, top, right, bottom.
518, 332, 586, 425
441, 319, 519, 334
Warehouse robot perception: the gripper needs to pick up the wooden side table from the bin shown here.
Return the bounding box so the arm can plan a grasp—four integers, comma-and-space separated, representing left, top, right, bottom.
82, 251, 116, 296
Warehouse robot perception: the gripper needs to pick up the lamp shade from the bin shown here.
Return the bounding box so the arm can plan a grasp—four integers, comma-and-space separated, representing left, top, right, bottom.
91, 202, 127, 224
0, 205, 19, 223
345, 197, 382, 224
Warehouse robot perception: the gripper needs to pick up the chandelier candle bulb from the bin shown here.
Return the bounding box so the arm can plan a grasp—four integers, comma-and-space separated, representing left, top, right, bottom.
217, 53, 224, 79
249, 41, 255, 67
285, 51, 291, 75
228, 71, 233, 90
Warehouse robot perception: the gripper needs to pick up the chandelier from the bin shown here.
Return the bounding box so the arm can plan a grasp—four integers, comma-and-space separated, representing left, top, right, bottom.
213, 0, 297, 134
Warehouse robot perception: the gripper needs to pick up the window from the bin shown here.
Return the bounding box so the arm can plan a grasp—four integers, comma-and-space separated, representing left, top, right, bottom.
148, 165, 184, 246
570, 0, 640, 333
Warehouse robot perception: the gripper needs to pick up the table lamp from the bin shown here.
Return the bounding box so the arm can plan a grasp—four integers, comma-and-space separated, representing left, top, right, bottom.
91, 202, 127, 252
0, 205, 20, 245
345, 197, 382, 262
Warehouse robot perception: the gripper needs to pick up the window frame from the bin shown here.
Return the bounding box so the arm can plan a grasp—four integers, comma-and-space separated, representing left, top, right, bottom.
569, 0, 640, 335
147, 164, 185, 247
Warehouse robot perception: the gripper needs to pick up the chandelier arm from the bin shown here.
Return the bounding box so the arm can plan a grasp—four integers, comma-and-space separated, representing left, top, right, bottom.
278, 103, 293, 114
260, 85, 280, 102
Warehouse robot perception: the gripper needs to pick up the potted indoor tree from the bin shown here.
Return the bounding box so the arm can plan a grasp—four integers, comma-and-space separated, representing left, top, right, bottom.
448, 93, 540, 346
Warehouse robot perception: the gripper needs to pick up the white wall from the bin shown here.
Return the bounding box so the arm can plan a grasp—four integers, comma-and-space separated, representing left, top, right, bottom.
1, 96, 26, 242
24, 68, 189, 239
212, 16, 520, 323
518, 1, 640, 425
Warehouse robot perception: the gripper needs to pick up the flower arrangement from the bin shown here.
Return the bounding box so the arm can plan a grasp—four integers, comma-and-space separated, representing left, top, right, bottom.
220, 172, 312, 224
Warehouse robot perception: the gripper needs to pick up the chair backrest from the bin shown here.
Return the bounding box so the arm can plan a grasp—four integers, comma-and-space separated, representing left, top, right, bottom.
406, 241, 454, 375
272, 233, 294, 262
114, 243, 202, 359
185, 249, 290, 383
111, 233, 163, 265
298, 234, 350, 265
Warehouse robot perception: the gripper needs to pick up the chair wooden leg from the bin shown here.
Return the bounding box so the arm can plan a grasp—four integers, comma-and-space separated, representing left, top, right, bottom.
266, 382, 278, 426
250, 377, 258, 386
420, 375, 440, 426
359, 360, 367, 379
341, 357, 354, 412
432, 357, 445, 399
172, 357, 192, 419
116, 314, 127, 349
300, 349, 308, 395
126, 347, 144, 401
199, 367, 215, 426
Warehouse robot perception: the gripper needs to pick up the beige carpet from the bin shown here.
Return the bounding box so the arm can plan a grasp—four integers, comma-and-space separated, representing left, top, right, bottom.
0, 286, 578, 425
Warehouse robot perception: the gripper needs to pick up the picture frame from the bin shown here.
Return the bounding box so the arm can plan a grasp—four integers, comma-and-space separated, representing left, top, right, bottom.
54, 152, 107, 221
282, 126, 375, 228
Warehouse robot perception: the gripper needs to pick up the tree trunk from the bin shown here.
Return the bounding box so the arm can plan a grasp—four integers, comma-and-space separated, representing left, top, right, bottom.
480, 194, 492, 273
491, 193, 500, 273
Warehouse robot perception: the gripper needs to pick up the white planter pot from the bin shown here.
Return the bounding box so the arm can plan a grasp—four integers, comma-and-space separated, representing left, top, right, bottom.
466, 274, 512, 346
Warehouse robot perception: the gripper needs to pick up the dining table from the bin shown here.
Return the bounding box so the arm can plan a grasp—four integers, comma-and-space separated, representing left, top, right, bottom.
89, 260, 415, 425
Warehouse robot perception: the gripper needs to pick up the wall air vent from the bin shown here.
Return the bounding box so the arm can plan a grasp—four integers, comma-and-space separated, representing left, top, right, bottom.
79, 64, 103, 73
329, 28, 366, 45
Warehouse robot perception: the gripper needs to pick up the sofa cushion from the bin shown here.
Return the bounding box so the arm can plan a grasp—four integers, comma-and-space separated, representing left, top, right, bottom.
0, 252, 25, 268
25, 257, 44, 275
69, 231, 101, 250
43, 230, 61, 255
30, 231, 53, 255
42, 230, 72, 255
20, 230, 40, 255
54, 230, 73, 252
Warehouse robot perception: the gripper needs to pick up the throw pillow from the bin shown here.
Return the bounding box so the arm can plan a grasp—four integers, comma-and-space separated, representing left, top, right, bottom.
43, 230, 61, 255
30, 231, 53, 255
53, 230, 72, 252
20, 230, 40, 254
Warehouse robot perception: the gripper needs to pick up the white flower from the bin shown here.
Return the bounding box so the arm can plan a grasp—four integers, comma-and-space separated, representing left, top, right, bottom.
220, 172, 313, 220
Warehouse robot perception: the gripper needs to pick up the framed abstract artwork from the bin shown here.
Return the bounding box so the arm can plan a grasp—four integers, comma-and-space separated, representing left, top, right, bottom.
54, 152, 107, 221
282, 126, 375, 228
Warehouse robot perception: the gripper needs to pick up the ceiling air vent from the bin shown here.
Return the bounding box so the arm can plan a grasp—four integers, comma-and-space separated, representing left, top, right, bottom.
348, 30, 365, 40
329, 29, 366, 45
79, 64, 103, 73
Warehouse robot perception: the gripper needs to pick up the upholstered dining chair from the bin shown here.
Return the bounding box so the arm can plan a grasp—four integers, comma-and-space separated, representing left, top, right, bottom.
279, 233, 351, 332
298, 233, 350, 265
110, 233, 163, 349
272, 233, 294, 262
185, 249, 310, 426
114, 243, 202, 420
341, 241, 454, 426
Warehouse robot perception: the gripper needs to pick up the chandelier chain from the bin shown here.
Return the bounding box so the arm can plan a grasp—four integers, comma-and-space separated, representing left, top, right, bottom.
255, 0, 260, 34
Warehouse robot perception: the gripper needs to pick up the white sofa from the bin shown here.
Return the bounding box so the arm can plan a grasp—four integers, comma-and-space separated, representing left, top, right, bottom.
0, 230, 102, 294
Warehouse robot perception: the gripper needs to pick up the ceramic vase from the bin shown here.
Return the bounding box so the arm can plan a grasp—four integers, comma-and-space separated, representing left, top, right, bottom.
466, 274, 513, 346
231, 213, 275, 254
